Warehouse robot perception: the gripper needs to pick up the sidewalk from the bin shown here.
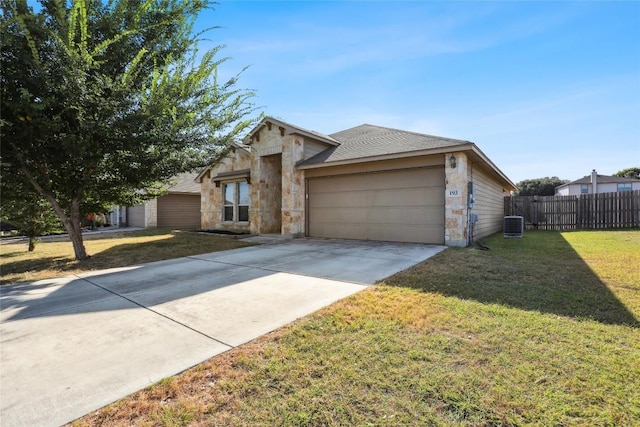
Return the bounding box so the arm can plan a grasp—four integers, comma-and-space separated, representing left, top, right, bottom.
0, 226, 145, 245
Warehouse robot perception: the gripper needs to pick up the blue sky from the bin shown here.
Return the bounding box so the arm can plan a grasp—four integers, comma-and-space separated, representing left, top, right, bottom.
195, 1, 640, 183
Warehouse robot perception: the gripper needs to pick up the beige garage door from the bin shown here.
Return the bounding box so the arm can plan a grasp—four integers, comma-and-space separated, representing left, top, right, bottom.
126, 205, 145, 227
157, 194, 201, 228
307, 167, 445, 244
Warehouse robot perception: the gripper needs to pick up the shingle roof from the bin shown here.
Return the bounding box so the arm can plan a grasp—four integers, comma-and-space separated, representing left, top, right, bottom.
567, 174, 640, 185
298, 124, 470, 165
168, 172, 200, 194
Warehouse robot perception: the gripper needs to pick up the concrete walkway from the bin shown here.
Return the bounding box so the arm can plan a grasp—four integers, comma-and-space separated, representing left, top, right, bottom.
0, 238, 445, 427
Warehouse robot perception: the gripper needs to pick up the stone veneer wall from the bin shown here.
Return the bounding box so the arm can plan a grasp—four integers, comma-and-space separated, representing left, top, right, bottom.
144, 198, 157, 227
250, 124, 286, 235
200, 149, 251, 230
281, 135, 305, 237
257, 153, 282, 233
248, 124, 312, 237
444, 151, 469, 247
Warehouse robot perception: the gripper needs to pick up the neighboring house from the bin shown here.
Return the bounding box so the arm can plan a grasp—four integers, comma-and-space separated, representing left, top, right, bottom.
555, 170, 640, 196
0, 221, 18, 236
196, 117, 516, 247
124, 172, 201, 228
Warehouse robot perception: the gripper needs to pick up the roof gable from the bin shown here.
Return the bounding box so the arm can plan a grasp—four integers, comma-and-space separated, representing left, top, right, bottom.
246, 116, 339, 146
194, 142, 251, 183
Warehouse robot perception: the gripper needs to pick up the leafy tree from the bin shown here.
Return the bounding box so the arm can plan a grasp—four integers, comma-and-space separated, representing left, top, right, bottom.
515, 177, 569, 196
1, 0, 258, 260
613, 167, 640, 180
1, 168, 63, 251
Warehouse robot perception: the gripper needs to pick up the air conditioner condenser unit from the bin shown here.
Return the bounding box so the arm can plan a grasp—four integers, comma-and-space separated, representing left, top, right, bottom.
504, 216, 524, 238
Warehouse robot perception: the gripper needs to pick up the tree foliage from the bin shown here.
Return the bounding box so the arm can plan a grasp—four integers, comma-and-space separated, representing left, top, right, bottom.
515, 177, 569, 196
613, 167, 640, 180
1, 0, 258, 260
1, 165, 63, 251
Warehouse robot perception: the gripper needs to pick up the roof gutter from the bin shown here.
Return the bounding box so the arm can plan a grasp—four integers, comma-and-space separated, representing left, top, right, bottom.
296, 143, 516, 190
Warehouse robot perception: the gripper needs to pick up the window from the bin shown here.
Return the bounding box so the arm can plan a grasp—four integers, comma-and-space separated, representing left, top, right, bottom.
580, 184, 589, 194
238, 181, 249, 221
223, 181, 249, 222
617, 183, 632, 192
223, 184, 234, 221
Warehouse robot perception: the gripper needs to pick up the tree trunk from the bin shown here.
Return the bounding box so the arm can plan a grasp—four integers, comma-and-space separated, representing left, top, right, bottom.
19, 166, 90, 260
42, 194, 89, 260
65, 198, 90, 260
28, 235, 37, 252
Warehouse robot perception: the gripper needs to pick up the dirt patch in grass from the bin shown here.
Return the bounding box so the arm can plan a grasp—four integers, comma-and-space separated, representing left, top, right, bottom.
0, 228, 255, 285
71, 230, 640, 426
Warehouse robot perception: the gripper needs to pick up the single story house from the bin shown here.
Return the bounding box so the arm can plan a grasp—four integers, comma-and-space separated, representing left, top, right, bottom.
196, 117, 516, 246
124, 172, 201, 228
555, 169, 640, 196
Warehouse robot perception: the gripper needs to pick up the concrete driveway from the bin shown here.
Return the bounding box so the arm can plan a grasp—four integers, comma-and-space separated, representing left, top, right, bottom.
0, 238, 445, 427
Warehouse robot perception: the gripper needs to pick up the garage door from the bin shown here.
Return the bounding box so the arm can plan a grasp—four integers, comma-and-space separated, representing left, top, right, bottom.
307, 167, 445, 244
157, 194, 201, 228
126, 205, 145, 227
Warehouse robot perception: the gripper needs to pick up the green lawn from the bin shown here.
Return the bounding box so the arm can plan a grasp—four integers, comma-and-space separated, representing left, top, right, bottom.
0, 229, 254, 285
73, 230, 640, 426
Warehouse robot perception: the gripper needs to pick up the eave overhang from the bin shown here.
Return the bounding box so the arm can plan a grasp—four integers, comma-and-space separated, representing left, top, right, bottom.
212, 168, 251, 186
296, 143, 516, 191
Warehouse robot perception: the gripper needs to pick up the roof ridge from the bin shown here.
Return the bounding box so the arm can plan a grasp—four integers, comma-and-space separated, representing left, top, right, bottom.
260, 116, 340, 145
336, 123, 471, 145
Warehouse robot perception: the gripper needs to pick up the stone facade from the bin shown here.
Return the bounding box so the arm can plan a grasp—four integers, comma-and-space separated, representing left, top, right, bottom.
197, 117, 514, 246
444, 151, 469, 247
248, 122, 309, 237
281, 136, 305, 236
253, 152, 282, 234
200, 147, 251, 231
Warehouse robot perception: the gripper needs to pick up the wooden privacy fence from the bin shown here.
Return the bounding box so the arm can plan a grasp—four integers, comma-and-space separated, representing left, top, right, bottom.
504, 190, 640, 230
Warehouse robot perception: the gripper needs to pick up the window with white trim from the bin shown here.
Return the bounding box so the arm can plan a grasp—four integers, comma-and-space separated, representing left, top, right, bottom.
617, 183, 632, 192
580, 184, 589, 194
223, 181, 249, 222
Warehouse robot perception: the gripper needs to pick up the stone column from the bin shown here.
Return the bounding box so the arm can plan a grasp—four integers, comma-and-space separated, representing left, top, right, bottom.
249, 153, 262, 235
200, 172, 219, 229
281, 136, 305, 237
145, 198, 158, 227
444, 152, 469, 247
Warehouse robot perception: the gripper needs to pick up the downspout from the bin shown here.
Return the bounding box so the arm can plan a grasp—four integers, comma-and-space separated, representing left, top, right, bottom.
467, 162, 474, 246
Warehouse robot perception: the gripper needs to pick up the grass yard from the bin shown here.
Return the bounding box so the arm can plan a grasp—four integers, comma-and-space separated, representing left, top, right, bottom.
72, 230, 639, 426
0, 229, 254, 285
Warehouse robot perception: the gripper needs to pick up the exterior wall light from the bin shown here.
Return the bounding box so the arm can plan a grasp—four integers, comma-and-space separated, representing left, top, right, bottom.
449, 154, 457, 168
